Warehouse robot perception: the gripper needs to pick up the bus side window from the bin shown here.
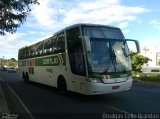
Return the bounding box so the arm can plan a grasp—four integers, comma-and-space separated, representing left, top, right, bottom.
19, 49, 26, 59
43, 38, 53, 55
29, 45, 36, 57
35, 42, 44, 56
52, 36, 57, 54
19, 47, 28, 59
29, 48, 33, 58
33, 48, 35, 56
55, 33, 65, 53
27, 50, 29, 58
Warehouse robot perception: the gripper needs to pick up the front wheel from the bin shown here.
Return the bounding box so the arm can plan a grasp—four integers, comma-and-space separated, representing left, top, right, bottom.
57, 77, 67, 95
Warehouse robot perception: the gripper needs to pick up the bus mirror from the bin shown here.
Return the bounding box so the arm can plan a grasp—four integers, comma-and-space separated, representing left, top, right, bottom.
126, 39, 140, 53
83, 36, 91, 52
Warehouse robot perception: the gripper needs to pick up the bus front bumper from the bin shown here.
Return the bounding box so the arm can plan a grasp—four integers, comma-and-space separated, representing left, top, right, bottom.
84, 77, 132, 95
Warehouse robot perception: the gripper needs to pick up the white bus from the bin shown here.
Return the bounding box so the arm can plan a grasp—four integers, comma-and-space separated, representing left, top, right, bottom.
18, 23, 140, 95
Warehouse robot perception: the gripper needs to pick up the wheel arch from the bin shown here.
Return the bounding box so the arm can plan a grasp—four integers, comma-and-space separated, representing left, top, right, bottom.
57, 75, 66, 86
57, 74, 68, 93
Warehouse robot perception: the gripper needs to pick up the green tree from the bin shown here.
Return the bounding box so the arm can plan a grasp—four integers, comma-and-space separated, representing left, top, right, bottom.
10, 58, 16, 62
158, 59, 160, 66
8, 60, 17, 67
130, 51, 151, 74
0, 0, 39, 35
3, 58, 17, 67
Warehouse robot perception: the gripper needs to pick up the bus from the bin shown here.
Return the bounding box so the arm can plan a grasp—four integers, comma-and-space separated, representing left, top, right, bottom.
18, 23, 140, 95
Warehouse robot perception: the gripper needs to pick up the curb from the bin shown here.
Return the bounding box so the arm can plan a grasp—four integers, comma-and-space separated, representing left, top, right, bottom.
0, 77, 9, 113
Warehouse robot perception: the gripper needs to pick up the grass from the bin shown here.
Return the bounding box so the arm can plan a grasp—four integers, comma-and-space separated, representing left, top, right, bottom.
132, 73, 160, 83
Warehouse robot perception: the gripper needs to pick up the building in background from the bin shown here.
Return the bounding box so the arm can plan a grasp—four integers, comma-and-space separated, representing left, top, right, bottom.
141, 46, 160, 73
141, 46, 156, 66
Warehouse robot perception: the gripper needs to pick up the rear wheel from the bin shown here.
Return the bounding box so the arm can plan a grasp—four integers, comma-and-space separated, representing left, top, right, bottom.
22, 72, 25, 80
23, 72, 30, 84
57, 77, 67, 95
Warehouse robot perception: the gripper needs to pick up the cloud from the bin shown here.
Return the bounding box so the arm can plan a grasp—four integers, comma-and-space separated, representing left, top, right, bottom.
0, 33, 29, 59
149, 20, 160, 29
0, 0, 150, 59
30, 0, 56, 28
78, 0, 120, 11
29, 0, 149, 28
0, 33, 26, 45
117, 22, 129, 34
63, 1, 149, 25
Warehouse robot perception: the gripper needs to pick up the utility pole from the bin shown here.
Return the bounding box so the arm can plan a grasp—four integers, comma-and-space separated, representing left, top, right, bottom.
143, 47, 149, 54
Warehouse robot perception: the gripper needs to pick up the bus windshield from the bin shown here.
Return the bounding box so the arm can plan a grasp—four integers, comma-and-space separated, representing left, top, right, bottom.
87, 38, 131, 74
83, 26, 131, 74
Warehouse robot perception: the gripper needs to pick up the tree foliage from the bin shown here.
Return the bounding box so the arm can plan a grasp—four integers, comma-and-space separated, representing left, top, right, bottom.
2, 58, 17, 67
0, 0, 39, 35
158, 59, 160, 66
7, 60, 17, 67
10, 58, 16, 62
130, 51, 151, 73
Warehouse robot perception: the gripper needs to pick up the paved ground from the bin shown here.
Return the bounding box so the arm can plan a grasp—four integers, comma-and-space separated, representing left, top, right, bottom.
0, 71, 160, 119
133, 79, 160, 87
0, 77, 9, 113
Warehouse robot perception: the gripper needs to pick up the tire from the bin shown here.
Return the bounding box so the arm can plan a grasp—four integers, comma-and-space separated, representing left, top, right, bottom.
24, 72, 30, 84
57, 77, 67, 95
22, 72, 25, 80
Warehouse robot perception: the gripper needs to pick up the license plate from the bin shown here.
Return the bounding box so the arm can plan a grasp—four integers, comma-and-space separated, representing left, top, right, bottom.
112, 86, 120, 90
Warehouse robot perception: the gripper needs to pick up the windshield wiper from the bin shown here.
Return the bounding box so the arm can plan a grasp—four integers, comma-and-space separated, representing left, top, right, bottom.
111, 48, 127, 73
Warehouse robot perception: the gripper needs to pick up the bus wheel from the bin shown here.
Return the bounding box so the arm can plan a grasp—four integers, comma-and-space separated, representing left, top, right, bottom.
22, 72, 25, 80
25, 72, 30, 84
57, 77, 67, 95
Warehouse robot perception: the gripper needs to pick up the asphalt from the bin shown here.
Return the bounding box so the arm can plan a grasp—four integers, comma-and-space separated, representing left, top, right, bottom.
0, 76, 32, 119
0, 73, 160, 117
133, 79, 160, 87
0, 76, 9, 113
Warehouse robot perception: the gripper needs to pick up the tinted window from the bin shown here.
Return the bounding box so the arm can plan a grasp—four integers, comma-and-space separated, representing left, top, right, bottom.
54, 33, 65, 53
83, 26, 124, 39
18, 47, 28, 60
19, 33, 65, 59
28, 45, 35, 57
43, 38, 53, 54
67, 27, 85, 76
35, 42, 44, 56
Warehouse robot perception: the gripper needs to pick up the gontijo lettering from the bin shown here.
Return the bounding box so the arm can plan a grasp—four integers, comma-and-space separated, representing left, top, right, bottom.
43, 58, 58, 65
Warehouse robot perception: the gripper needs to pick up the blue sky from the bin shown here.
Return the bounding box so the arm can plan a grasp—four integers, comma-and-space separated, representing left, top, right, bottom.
0, 0, 160, 60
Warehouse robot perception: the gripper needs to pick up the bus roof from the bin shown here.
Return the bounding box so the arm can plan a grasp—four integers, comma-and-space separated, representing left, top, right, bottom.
50, 23, 121, 39
19, 23, 121, 50
65, 23, 119, 30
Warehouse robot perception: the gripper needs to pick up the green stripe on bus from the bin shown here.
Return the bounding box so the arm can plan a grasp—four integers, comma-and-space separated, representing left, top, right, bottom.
18, 54, 66, 66
89, 73, 103, 79
35, 54, 66, 66
89, 71, 131, 79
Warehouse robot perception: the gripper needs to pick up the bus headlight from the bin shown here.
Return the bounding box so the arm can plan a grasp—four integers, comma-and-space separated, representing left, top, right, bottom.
87, 78, 103, 83
127, 76, 132, 80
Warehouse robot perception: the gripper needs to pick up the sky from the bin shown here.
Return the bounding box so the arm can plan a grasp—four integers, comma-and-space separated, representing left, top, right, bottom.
0, 0, 160, 60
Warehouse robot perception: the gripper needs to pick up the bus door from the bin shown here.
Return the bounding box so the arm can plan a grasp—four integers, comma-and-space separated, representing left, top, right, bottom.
66, 26, 86, 93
